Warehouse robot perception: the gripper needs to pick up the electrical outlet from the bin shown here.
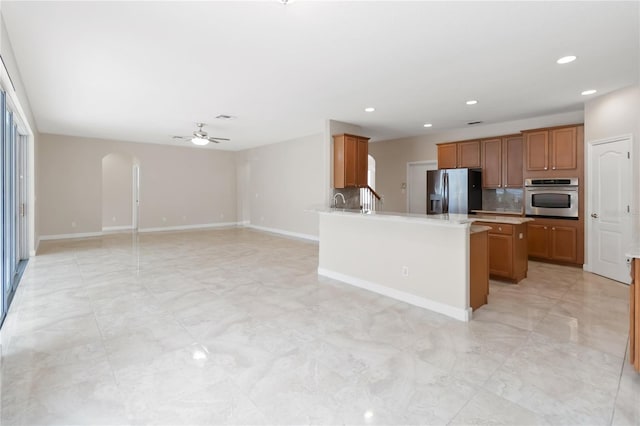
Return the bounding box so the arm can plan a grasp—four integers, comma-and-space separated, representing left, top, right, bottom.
402, 266, 409, 277
112, 216, 116, 222
71, 221, 76, 228
162, 217, 167, 222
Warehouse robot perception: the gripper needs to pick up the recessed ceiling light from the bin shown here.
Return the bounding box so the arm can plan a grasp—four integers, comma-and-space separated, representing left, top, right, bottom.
466, 100, 478, 105
557, 55, 577, 64
364, 107, 375, 112
581, 89, 597, 96
423, 123, 433, 128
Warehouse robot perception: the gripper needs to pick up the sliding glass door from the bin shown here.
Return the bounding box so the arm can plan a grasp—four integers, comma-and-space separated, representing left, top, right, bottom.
0, 88, 29, 327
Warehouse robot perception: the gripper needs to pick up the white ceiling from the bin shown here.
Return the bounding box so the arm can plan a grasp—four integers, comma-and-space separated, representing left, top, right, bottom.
2, 1, 638, 151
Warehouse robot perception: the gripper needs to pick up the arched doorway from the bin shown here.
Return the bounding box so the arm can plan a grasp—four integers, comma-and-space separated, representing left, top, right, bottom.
101, 153, 139, 232
367, 154, 376, 189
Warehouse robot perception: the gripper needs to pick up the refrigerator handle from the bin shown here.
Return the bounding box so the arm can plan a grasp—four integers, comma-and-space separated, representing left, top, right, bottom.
443, 172, 448, 213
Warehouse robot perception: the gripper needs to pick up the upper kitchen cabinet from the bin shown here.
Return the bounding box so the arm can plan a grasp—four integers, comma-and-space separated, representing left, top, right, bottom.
437, 143, 457, 169
481, 135, 523, 189
523, 125, 583, 177
457, 141, 481, 168
437, 140, 480, 169
333, 133, 369, 188
504, 135, 524, 187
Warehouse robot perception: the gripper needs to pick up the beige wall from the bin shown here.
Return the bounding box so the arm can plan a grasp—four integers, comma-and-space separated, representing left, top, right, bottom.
369, 110, 584, 213
241, 133, 325, 239
101, 153, 134, 229
38, 134, 237, 237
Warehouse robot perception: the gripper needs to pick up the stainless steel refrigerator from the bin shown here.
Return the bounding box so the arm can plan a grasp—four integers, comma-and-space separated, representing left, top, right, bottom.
426, 168, 482, 214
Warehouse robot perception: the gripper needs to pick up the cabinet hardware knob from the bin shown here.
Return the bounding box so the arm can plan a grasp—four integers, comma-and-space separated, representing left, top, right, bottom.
544, 167, 548, 170
591, 213, 599, 218
505, 184, 508, 188
552, 166, 556, 170
544, 226, 548, 230
552, 227, 556, 231
498, 227, 502, 231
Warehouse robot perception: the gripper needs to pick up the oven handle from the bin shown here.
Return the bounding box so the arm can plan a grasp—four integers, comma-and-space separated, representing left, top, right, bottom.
525, 187, 578, 192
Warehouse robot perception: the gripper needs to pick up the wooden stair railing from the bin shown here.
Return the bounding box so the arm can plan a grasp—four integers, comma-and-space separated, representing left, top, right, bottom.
361, 185, 382, 212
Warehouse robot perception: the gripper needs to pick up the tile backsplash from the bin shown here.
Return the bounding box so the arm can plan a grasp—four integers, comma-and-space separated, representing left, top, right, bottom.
482, 188, 523, 212
332, 187, 361, 209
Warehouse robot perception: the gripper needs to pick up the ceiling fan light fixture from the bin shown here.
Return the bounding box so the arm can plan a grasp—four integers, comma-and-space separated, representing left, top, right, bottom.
191, 137, 209, 146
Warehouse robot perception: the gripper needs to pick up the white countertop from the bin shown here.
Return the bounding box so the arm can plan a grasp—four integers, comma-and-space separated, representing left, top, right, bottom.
316, 208, 534, 226
470, 225, 492, 234
472, 215, 534, 225
317, 208, 473, 227
471, 209, 524, 216
625, 246, 640, 259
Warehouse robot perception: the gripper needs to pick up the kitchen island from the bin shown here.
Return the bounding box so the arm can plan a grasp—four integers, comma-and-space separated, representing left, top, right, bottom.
318, 210, 497, 321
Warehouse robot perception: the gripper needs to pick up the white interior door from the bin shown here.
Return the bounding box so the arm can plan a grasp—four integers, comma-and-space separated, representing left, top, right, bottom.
407, 161, 437, 214
588, 137, 632, 284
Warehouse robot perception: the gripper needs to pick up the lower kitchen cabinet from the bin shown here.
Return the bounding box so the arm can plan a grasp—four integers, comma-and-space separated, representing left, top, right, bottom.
473, 221, 528, 283
630, 258, 640, 372
527, 218, 583, 265
469, 228, 489, 310
528, 223, 550, 258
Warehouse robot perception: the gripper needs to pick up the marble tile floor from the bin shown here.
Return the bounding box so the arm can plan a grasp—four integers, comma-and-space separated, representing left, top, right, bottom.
0, 228, 638, 425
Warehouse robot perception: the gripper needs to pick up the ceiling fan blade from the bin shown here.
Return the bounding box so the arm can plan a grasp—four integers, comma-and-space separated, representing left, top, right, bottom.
172, 136, 190, 140
208, 137, 230, 142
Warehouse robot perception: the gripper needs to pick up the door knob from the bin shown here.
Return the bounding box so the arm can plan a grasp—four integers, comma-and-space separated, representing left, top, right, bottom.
591, 213, 599, 218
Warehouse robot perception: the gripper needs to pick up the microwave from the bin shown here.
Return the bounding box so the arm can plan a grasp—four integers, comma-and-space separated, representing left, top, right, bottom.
524, 178, 579, 219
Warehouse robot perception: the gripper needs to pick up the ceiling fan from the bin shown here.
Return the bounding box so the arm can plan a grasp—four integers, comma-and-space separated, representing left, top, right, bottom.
172, 123, 230, 146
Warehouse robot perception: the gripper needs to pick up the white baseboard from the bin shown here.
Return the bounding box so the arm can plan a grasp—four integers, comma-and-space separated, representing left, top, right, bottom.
39, 231, 105, 241
138, 222, 240, 233
247, 224, 319, 242
102, 225, 134, 232
239, 220, 250, 226
317, 267, 472, 322
39, 222, 241, 241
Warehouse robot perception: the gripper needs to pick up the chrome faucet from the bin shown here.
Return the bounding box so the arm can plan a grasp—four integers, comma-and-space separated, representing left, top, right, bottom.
333, 192, 346, 208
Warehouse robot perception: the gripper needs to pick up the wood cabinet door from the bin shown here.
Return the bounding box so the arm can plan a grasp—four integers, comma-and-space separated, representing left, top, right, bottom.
333, 136, 346, 188
488, 233, 513, 278
457, 141, 481, 168
528, 223, 550, 258
344, 135, 358, 187
356, 137, 369, 187
551, 127, 577, 170
481, 138, 502, 188
437, 144, 457, 169
503, 136, 523, 188
551, 225, 578, 263
525, 131, 549, 171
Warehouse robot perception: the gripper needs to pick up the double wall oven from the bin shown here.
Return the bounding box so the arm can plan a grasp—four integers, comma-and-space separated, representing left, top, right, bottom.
524, 178, 579, 219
